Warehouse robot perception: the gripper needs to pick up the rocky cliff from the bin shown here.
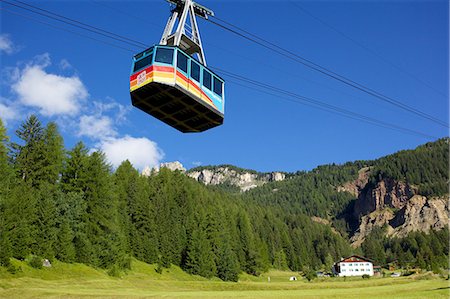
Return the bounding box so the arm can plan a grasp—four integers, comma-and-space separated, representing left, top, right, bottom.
142, 162, 286, 191
187, 166, 286, 191
344, 172, 449, 247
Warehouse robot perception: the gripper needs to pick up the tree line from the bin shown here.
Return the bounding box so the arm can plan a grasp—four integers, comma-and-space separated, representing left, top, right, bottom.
0, 115, 448, 280
0, 116, 353, 280
361, 226, 449, 272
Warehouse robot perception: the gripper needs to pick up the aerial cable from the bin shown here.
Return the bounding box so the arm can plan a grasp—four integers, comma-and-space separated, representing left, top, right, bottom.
1, 0, 149, 49
207, 16, 449, 128
0, 7, 137, 53
289, 1, 448, 99
83, 0, 389, 110
214, 68, 437, 140
227, 78, 435, 139
2, 1, 440, 139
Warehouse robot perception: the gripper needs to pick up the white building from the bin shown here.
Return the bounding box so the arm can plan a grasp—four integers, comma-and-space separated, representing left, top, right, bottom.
333, 255, 374, 277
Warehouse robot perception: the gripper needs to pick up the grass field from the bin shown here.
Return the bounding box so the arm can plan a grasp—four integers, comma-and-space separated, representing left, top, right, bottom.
0, 259, 448, 298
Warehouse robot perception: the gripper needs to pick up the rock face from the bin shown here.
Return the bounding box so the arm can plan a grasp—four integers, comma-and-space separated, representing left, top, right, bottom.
187, 166, 286, 192
142, 162, 286, 192
337, 167, 370, 197
389, 195, 449, 237
354, 178, 416, 218
346, 172, 449, 247
141, 161, 186, 176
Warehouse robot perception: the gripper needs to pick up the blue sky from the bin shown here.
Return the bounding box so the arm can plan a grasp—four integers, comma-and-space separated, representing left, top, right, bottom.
1, 0, 448, 172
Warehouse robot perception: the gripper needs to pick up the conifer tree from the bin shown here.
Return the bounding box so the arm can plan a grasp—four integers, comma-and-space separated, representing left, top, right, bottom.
61, 142, 89, 193
184, 226, 216, 278
11, 115, 44, 186
4, 182, 37, 259
84, 151, 125, 268
40, 122, 64, 185
56, 217, 76, 262
0, 118, 13, 265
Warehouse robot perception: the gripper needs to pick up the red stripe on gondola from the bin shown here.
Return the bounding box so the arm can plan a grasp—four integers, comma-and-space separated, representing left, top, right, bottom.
175, 70, 216, 106
130, 65, 174, 81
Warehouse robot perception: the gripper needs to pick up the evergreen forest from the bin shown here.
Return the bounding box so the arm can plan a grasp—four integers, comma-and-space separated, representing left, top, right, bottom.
0, 116, 448, 280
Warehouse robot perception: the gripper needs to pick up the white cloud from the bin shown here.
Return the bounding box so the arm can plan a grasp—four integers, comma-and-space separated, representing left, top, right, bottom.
192, 161, 202, 167
0, 34, 14, 54
93, 100, 131, 123
99, 136, 164, 170
78, 115, 117, 139
0, 102, 19, 125
11, 55, 88, 116
59, 59, 72, 70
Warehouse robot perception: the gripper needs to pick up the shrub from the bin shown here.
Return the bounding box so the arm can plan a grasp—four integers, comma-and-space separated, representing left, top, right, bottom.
362, 274, 370, 279
28, 256, 42, 269
305, 270, 317, 282
7, 264, 21, 274
107, 264, 121, 277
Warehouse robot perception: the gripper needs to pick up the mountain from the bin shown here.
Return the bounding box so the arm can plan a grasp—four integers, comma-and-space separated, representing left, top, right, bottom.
165, 139, 449, 246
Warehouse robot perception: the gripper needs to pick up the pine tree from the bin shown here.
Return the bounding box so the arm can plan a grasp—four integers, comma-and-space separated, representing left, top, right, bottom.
4, 182, 37, 259
56, 217, 76, 262
32, 182, 58, 259
61, 142, 89, 193
216, 234, 240, 281
0, 118, 13, 266
84, 151, 125, 268
236, 211, 260, 275
11, 115, 44, 186
39, 122, 64, 185
0, 118, 12, 194
184, 226, 216, 278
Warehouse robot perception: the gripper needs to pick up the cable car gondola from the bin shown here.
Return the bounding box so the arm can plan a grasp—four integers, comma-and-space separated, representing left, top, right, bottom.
130, 0, 224, 133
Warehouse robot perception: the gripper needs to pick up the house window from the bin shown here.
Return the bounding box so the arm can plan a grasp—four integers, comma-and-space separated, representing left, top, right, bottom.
366, 263, 370, 266
355, 269, 359, 272
349, 264, 353, 266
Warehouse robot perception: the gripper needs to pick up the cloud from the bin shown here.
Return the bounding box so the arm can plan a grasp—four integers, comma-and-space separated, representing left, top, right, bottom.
93, 100, 131, 123
0, 34, 15, 54
78, 115, 117, 139
99, 136, 164, 170
0, 100, 19, 125
11, 54, 88, 116
192, 161, 202, 167
59, 59, 72, 70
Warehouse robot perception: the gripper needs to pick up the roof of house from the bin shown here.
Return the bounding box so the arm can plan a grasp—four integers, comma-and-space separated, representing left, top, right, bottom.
337, 255, 376, 264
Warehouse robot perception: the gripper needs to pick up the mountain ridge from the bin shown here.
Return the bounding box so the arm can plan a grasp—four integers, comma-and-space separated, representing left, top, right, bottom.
151, 138, 449, 245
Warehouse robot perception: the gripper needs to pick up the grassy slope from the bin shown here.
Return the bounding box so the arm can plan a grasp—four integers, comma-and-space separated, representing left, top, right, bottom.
1, 259, 448, 298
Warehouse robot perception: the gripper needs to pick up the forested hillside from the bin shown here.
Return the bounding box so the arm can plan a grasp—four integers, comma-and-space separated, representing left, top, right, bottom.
0, 116, 448, 280
0, 116, 352, 280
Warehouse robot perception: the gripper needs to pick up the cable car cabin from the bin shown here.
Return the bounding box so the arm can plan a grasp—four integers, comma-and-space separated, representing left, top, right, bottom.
130, 45, 224, 133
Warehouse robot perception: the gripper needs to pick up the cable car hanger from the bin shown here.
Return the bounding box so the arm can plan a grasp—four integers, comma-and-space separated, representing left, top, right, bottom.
129, 0, 225, 133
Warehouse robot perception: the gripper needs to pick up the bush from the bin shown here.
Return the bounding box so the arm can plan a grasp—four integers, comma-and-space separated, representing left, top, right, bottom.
362, 274, 370, 279
7, 264, 21, 274
305, 270, 317, 282
28, 256, 42, 269
155, 263, 163, 274
107, 264, 121, 277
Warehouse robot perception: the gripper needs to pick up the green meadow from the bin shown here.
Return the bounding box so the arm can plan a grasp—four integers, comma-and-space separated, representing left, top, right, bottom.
0, 259, 448, 298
